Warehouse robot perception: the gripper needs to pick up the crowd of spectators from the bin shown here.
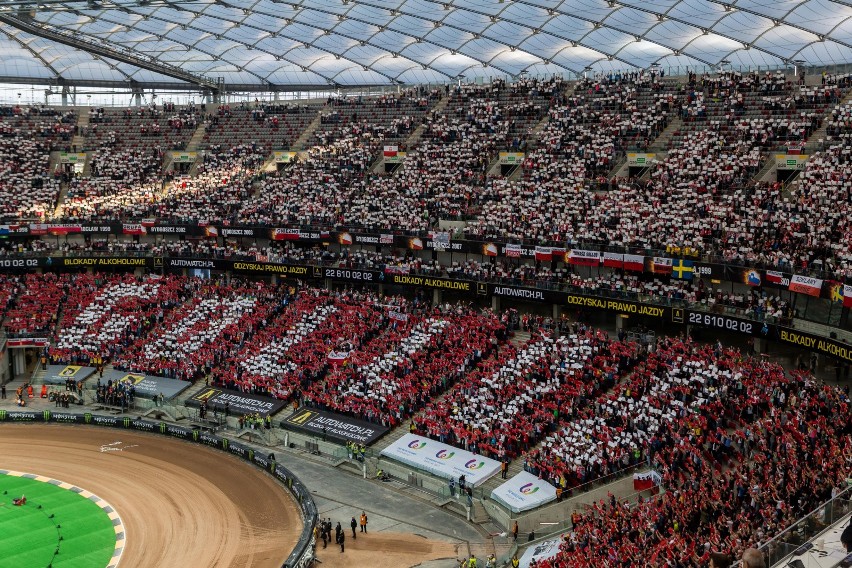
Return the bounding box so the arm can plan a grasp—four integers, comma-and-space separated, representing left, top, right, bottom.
533, 337, 851, 566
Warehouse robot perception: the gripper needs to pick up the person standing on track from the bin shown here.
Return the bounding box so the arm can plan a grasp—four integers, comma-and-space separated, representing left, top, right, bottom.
350, 516, 357, 539
360, 511, 368, 533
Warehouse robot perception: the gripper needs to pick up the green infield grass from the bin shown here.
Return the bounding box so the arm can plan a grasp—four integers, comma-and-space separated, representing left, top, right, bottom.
0, 473, 116, 568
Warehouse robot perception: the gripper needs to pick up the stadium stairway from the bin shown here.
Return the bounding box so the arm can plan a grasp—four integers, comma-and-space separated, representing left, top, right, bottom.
291, 110, 324, 151
70, 110, 89, 153
647, 115, 682, 154
185, 121, 207, 152
403, 94, 450, 149
805, 88, 852, 155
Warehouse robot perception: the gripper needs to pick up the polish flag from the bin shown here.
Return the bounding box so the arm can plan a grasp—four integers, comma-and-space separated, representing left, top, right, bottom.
603, 252, 624, 269
788, 274, 823, 297
505, 244, 522, 258
534, 246, 552, 261
633, 471, 662, 491
624, 254, 645, 272
844, 285, 852, 308
765, 271, 784, 285
652, 257, 673, 275
567, 249, 601, 266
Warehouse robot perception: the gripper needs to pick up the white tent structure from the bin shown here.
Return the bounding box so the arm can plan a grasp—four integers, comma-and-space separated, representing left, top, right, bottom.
0, 0, 849, 94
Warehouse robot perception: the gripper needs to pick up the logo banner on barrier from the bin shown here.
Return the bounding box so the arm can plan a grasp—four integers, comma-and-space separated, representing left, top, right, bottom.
565, 296, 669, 318
186, 388, 286, 417
518, 536, 564, 568
283, 408, 389, 445
490, 471, 557, 513
101, 369, 191, 400
42, 365, 96, 385
380, 433, 501, 487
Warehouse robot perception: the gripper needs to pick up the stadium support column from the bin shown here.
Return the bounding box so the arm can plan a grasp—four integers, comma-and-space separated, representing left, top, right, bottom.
224, 270, 232, 285
433, 288, 442, 305
132, 87, 143, 107
270, 274, 278, 286
325, 278, 332, 291
615, 313, 624, 333
492, 295, 500, 311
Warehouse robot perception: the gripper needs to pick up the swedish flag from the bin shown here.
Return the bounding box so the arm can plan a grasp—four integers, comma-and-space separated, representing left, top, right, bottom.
672, 259, 694, 280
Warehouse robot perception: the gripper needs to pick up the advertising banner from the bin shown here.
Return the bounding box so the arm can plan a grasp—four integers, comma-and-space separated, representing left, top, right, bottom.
44, 256, 150, 269
101, 369, 191, 400
490, 285, 564, 304
283, 408, 390, 445
380, 433, 501, 487
42, 364, 96, 385
186, 387, 287, 417
565, 295, 669, 319
387, 274, 473, 294
775, 328, 852, 363
490, 471, 557, 513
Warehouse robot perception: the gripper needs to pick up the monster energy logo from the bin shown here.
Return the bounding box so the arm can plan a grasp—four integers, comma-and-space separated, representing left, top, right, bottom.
192, 430, 199, 441
159, 423, 166, 434
222, 438, 229, 450
84, 413, 92, 424
123, 417, 131, 428
43, 410, 50, 421
0, 410, 7, 421
248, 449, 254, 461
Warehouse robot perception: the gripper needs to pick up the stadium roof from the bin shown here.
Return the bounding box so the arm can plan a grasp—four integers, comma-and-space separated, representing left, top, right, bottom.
0, 0, 851, 91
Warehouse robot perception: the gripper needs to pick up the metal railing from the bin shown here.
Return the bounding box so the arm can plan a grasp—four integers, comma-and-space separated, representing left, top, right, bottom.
741, 484, 852, 567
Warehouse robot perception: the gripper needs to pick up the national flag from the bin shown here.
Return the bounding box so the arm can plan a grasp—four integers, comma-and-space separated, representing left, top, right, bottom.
338, 232, 353, 246
409, 237, 424, 250
0, 224, 20, 235
388, 310, 409, 322
765, 271, 784, 285
550, 247, 567, 262
380, 234, 394, 245
141, 218, 157, 227
651, 257, 673, 275
432, 232, 450, 251
534, 246, 553, 261
671, 259, 694, 280
633, 471, 662, 491
788, 274, 823, 297
482, 243, 498, 257
844, 285, 852, 309
205, 226, 219, 238
254, 254, 268, 263
568, 249, 601, 266
271, 228, 302, 241
624, 254, 644, 272
47, 224, 82, 235
327, 350, 351, 366
505, 244, 522, 258
384, 265, 409, 275
383, 145, 398, 158
603, 252, 624, 269
122, 223, 147, 235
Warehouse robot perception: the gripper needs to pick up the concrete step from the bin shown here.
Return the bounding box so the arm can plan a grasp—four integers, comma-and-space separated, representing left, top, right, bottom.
291, 111, 324, 151
185, 122, 207, 152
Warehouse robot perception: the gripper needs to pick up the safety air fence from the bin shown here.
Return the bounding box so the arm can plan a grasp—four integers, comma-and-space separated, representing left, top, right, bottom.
0, 410, 317, 568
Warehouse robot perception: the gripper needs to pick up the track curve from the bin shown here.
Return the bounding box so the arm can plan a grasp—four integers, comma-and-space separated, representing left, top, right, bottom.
0, 424, 302, 568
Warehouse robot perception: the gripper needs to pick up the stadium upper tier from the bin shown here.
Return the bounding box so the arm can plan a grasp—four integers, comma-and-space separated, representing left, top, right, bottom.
3, 72, 852, 281
1, 0, 852, 89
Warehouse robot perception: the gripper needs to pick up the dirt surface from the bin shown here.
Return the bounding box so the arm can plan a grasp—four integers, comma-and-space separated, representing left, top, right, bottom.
313, 530, 464, 568
0, 424, 302, 568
